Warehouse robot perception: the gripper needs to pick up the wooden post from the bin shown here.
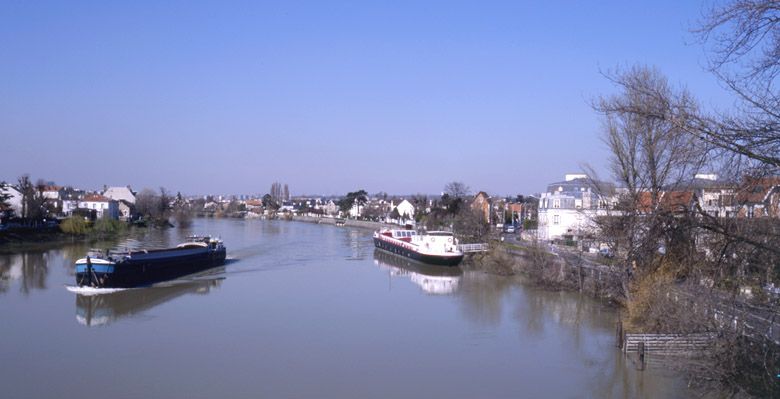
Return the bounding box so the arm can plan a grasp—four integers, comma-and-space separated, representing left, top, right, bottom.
616, 318, 623, 349
638, 341, 645, 370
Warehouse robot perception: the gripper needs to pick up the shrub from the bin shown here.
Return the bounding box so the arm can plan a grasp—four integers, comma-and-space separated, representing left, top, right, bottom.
60, 217, 89, 235
92, 218, 126, 234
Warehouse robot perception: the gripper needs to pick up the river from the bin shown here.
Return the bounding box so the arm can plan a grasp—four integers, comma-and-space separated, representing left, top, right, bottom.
0, 218, 697, 398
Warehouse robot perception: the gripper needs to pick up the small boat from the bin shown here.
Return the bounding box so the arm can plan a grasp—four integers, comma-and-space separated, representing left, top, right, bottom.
75, 236, 227, 288
372, 228, 464, 266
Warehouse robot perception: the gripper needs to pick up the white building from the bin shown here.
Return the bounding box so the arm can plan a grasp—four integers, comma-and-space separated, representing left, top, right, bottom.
117, 200, 134, 221
348, 203, 363, 218
395, 200, 415, 220
689, 174, 737, 218
537, 174, 615, 241
318, 200, 338, 216
386, 199, 416, 225
79, 195, 119, 219
103, 186, 136, 204
62, 200, 79, 216
42, 186, 62, 201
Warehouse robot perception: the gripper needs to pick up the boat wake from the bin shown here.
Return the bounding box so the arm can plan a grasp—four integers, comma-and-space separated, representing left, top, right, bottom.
65, 285, 130, 296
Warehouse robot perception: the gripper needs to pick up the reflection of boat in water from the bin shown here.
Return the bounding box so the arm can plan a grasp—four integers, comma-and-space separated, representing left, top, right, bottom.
75, 236, 226, 288
373, 229, 464, 266
373, 249, 462, 295
75, 270, 224, 327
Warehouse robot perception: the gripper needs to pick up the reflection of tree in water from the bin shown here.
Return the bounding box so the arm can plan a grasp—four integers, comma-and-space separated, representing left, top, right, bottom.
0, 252, 48, 295
0, 255, 12, 293
511, 286, 681, 398
455, 271, 516, 327
512, 288, 614, 339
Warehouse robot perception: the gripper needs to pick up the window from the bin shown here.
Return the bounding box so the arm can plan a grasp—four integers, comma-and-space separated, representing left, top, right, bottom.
553, 199, 560, 209
553, 215, 560, 225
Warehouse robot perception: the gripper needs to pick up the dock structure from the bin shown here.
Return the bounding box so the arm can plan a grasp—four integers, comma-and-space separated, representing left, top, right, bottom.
622, 333, 715, 355
458, 243, 489, 253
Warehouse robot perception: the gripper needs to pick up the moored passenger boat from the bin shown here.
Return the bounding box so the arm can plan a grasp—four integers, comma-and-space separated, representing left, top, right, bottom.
75, 236, 227, 288
372, 228, 464, 266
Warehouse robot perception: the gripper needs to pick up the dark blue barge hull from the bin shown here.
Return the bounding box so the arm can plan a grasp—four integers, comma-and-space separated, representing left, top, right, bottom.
76, 246, 226, 288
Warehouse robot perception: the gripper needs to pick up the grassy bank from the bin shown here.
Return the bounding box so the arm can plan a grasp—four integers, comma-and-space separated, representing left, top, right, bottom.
0, 218, 132, 254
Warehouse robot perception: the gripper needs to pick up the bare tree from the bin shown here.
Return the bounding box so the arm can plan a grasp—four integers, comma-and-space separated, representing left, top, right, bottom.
411, 193, 428, 222
15, 175, 51, 221
444, 181, 471, 198
593, 66, 709, 285
134, 188, 159, 220
690, 0, 780, 171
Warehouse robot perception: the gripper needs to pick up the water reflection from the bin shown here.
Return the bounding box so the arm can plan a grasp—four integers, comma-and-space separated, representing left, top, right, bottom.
455, 270, 516, 327
0, 252, 48, 295
75, 270, 225, 327
373, 249, 462, 294
346, 229, 367, 260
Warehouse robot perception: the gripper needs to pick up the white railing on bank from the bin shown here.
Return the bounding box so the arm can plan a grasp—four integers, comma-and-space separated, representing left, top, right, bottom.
458, 243, 489, 253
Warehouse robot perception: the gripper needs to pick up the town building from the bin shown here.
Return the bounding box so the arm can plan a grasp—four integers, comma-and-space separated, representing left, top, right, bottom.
471, 192, 491, 223
395, 199, 415, 220
103, 186, 136, 204
736, 176, 780, 218
689, 174, 737, 218
78, 195, 119, 219
117, 200, 134, 221
537, 174, 615, 241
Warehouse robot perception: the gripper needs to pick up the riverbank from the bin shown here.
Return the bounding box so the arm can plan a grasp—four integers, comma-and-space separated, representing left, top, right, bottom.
0, 225, 139, 254
291, 215, 397, 231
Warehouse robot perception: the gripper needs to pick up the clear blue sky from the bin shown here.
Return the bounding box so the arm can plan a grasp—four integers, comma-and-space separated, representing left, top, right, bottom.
0, 1, 731, 197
